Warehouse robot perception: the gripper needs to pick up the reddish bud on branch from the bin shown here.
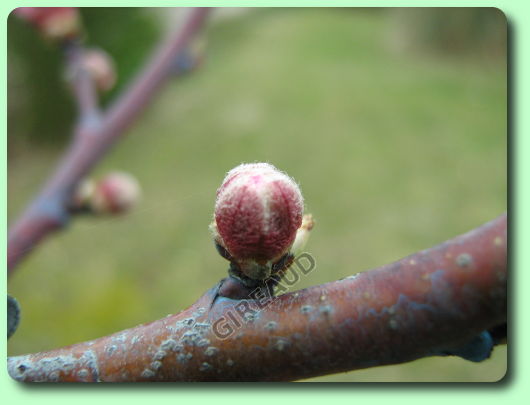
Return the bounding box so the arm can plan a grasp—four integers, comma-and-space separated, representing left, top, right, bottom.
91, 172, 141, 215
14, 7, 81, 41
81, 49, 117, 92
212, 163, 304, 282
71, 172, 141, 215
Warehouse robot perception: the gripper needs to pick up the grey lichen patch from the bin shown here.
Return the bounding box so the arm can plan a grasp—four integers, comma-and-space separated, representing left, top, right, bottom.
265, 321, 277, 331
105, 345, 118, 356
177, 320, 212, 348
200, 362, 213, 372
131, 335, 141, 345
176, 352, 193, 363
197, 338, 210, 347
193, 322, 211, 331
204, 346, 218, 356
8, 350, 100, 382
274, 338, 290, 351
48, 370, 60, 382
112, 332, 128, 343
169, 317, 196, 333
181, 330, 202, 346
244, 312, 257, 322
389, 319, 399, 330
226, 359, 234, 366
77, 369, 89, 379
153, 350, 167, 361
319, 305, 333, 315
193, 307, 207, 317
183, 317, 196, 326
141, 368, 156, 378
456, 253, 473, 268
160, 339, 177, 351
173, 343, 184, 352
300, 305, 313, 314
150, 361, 163, 370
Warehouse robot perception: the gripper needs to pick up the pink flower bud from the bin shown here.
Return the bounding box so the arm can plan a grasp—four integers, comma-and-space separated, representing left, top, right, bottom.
14, 7, 81, 41
82, 48, 116, 92
91, 172, 141, 215
214, 163, 303, 279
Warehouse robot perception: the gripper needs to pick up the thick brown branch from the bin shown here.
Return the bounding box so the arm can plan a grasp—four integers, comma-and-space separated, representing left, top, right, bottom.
8, 214, 507, 382
7, 8, 211, 275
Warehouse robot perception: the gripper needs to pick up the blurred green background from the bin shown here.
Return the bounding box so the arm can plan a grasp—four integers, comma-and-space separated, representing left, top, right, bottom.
7, 8, 507, 382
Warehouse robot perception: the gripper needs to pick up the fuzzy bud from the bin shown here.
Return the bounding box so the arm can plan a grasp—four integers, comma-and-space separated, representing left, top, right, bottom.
81, 48, 116, 92
71, 173, 140, 215
213, 163, 304, 281
90, 172, 141, 215
14, 7, 81, 41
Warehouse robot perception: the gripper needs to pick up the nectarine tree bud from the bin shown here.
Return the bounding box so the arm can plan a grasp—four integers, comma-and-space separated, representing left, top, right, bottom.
71, 172, 140, 215
81, 48, 116, 92
14, 7, 81, 41
213, 163, 304, 282
91, 172, 141, 215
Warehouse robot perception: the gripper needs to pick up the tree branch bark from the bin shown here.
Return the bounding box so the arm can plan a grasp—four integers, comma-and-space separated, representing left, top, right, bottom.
7, 7, 211, 275
8, 213, 507, 382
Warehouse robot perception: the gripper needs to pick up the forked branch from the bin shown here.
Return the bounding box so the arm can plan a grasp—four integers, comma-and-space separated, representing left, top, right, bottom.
7, 7, 211, 275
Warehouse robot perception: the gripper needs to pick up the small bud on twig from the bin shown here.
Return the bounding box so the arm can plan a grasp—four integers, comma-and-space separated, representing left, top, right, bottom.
14, 7, 81, 41
91, 172, 141, 215
71, 172, 141, 216
80, 48, 117, 92
212, 163, 306, 283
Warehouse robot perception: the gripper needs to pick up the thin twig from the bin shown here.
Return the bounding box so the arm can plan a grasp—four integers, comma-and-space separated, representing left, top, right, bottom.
8, 214, 507, 382
7, 8, 211, 275
64, 40, 101, 123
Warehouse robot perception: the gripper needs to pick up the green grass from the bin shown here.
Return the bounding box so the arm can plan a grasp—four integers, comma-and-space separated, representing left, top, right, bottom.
7, 9, 507, 381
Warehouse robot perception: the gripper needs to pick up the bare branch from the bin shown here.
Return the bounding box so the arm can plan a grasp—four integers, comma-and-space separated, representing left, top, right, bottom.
7, 8, 211, 275
8, 214, 507, 382
64, 41, 101, 123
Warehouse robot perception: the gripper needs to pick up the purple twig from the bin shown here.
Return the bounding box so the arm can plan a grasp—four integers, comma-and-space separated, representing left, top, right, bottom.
8, 8, 211, 275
